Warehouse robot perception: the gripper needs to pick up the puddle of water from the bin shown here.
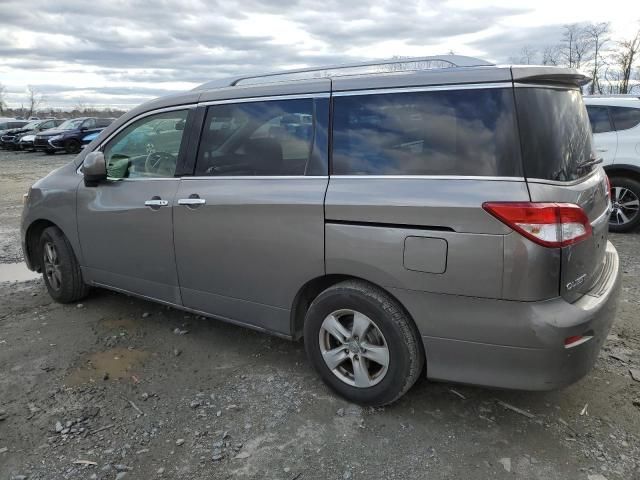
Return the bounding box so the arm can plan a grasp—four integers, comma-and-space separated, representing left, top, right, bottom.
0, 262, 40, 282
65, 348, 149, 386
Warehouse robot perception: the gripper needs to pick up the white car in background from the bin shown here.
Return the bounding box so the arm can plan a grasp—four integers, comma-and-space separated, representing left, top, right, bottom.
585, 95, 640, 232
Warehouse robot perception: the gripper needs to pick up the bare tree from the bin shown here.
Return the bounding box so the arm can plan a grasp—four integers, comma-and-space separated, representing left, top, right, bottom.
615, 30, 640, 94
560, 24, 593, 69
520, 45, 538, 64
542, 45, 561, 66
26, 86, 44, 118
585, 22, 611, 94
0, 83, 6, 115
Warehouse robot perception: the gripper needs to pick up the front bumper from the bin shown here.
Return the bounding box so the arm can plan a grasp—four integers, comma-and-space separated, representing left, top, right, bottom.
391, 241, 622, 390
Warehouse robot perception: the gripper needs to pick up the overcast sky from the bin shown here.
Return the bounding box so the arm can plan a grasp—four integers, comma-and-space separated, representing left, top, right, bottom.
1, 0, 638, 110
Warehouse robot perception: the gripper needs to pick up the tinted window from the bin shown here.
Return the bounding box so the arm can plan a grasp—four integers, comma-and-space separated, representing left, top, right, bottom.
97, 118, 114, 128
195, 99, 315, 176
82, 118, 97, 129
104, 110, 188, 179
586, 105, 613, 133
610, 106, 640, 131
331, 88, 521, 176
515, 88, 594, 182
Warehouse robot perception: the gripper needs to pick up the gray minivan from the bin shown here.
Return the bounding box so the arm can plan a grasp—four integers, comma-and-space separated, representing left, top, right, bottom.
21, 56, 621, 405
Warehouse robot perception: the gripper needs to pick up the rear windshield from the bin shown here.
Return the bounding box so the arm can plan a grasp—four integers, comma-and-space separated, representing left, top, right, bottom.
332, 88, 522, 176
515, 88, 595, 182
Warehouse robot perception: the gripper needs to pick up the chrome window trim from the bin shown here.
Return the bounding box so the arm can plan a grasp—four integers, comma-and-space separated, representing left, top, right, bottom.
184, 175, 328, 180
332, 82, 512, 97
526, 168, 601, 186
198, 92, 330, 107
329, 175, 526, 181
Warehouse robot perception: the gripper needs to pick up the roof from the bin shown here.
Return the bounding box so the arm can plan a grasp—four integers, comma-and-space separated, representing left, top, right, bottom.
584, 95, 640, 107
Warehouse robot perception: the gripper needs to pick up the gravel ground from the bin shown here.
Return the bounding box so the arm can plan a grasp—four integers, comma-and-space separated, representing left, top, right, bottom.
0, 149, 639, 480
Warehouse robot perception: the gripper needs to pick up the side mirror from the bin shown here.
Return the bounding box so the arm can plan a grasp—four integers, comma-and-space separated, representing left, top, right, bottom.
80, 126, 88, 132
83, 151, 107, 187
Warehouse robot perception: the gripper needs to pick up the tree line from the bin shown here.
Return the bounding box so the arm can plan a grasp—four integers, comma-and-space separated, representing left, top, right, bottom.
510, 22, 640, 95
0, 85, 126, 119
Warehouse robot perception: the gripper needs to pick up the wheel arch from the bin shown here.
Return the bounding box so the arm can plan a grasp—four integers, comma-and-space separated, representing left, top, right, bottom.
604, 164, 640, 183
24, 219, 66, 272
290, 274, 420, 343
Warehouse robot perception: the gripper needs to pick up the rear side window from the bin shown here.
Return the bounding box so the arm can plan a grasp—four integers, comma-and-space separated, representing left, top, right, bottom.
586, 105, 614, 133
331, 88, 522, 176
195, 99, 316, 176
515, 88, 594, 182
610, 106, 640, 131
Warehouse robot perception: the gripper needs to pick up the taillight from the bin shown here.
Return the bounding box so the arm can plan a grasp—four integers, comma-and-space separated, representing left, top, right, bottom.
483, 202, 592, 248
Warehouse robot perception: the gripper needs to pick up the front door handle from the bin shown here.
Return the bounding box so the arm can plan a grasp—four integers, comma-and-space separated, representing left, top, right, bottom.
144, 199, 169, 207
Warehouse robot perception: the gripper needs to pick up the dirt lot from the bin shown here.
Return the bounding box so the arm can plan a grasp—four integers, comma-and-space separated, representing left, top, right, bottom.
0, 149, 639, 480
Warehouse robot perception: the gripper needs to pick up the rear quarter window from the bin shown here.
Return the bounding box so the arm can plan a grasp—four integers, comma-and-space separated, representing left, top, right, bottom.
610, 106, 640, 131
515, 88, 594, 182
586, 105, 614, 133
331, 88, 522, 176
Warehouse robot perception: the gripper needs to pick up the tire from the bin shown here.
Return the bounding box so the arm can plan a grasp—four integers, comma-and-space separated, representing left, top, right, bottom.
64, 139, 81, 154
609, 176, 640, 233
304, 280, 424, 406
39, 226, 90, 303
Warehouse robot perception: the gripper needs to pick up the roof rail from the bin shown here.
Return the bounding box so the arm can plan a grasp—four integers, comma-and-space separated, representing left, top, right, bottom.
194, 55, 493, 91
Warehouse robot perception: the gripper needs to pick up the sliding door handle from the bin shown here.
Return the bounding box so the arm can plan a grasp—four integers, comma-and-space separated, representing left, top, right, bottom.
178, 198, 206, 206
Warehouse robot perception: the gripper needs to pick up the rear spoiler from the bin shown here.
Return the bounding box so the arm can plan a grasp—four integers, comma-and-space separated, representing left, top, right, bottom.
511, 66, 591, 87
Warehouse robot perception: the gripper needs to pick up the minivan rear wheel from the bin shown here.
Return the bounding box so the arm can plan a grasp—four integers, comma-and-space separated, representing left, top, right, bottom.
609, 177, 640, 232
39, 226, 90, 303
304, 280, 423, 406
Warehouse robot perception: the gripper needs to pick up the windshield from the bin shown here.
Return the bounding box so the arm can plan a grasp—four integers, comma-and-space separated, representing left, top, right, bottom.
515, 88, 595, 182
23, 121, 41, 130
57, 119, 85, 130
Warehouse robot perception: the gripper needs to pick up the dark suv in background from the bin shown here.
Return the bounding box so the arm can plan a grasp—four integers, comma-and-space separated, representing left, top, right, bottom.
0, 119, 65, 150
34, 117, 115, 154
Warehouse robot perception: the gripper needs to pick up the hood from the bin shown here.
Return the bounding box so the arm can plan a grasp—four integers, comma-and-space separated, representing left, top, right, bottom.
36, 128, 73, 137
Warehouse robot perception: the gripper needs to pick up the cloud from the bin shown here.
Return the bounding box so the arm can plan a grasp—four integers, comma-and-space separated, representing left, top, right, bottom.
0, 0, 623, 109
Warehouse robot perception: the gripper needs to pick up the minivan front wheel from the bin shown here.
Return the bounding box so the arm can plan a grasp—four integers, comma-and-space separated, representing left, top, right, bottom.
39, 227, 89, 303
609, 177, 640, 232
304, 280, 423, 406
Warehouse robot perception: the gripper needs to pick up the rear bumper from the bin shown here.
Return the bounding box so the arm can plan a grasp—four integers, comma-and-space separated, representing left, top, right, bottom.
391, 241, 622, 390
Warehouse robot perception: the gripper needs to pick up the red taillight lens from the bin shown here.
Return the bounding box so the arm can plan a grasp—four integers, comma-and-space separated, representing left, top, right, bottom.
483, 202, 592, 248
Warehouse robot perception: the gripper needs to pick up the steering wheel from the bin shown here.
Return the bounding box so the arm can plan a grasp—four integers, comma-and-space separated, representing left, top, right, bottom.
144, 151, 175, 175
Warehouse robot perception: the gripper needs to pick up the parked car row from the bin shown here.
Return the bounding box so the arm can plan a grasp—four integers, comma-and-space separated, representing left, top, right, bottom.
0, 117, 115, 154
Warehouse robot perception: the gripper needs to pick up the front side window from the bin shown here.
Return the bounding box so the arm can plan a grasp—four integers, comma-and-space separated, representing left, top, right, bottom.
332, 88, 521, 176
195, 99, 315, 176
586, 105, 613, 133
104, 110, 188, 179
610, 106, 640, 131
82, 118, 97, 129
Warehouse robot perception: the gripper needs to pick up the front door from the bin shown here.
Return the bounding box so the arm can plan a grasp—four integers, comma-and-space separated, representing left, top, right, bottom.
173, 95, 330, 335
586, 105, 618, 166
77, 108, 191, 304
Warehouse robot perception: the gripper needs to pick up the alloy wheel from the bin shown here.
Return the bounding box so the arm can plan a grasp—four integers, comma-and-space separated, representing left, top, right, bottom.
610, 186, 640, 227
43, 242, 62, 291
318, 309, 389, 388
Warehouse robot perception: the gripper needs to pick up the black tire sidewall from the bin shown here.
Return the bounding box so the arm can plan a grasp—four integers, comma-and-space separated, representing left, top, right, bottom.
304, 287, 414, 405
40, 228, 81, 303
64, 139, 81, 154
609, 176, 640, 233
